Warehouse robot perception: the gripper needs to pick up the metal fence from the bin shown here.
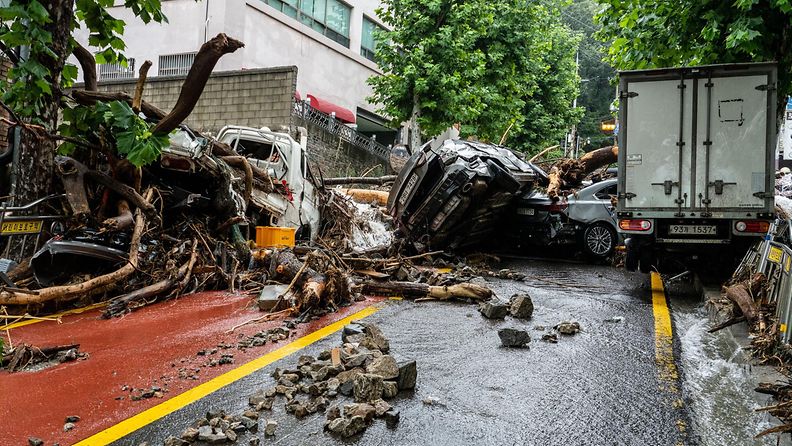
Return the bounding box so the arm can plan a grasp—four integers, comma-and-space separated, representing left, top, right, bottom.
158, 52, 196, 77
739, 218, 792, 343
293, 100, 391, 161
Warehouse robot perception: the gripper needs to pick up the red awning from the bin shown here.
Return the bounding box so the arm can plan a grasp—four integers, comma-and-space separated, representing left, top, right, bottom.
294, 90, 302, 102
307, 94, 356, 124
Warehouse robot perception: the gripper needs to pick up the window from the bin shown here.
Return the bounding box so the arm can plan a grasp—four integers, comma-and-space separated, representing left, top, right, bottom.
361, 17, 385, 62
158, 52, 196, 77
594, 184, 617, 200
265, 0, 351, 47
98, 59, 135, 81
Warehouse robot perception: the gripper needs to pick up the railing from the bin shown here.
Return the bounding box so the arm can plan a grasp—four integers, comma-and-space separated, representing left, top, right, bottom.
736, 218, 792, 343
0, 194, 65, 262
293, 100, 391, 161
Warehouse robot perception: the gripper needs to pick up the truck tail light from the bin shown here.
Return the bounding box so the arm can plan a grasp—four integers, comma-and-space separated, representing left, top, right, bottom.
619, 219, 652, 231
735, 220, 770, 233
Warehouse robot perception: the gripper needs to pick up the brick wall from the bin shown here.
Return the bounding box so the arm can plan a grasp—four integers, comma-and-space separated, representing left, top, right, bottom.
91, 66, 384, 178
95, 66, 298, 133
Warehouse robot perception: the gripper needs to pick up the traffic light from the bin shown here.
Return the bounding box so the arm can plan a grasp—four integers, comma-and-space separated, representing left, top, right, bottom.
600, 119, 616, 133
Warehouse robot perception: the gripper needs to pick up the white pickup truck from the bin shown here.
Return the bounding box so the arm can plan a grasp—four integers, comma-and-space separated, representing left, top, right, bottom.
616, 63, 778, 272
163, 125, 321, 241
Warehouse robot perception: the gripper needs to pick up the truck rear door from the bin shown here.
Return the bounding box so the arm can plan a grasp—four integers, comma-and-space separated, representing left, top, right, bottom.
619, 64, 776, 218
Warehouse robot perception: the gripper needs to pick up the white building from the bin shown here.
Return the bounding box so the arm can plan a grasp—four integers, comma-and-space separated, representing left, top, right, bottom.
70, 0, 395, 141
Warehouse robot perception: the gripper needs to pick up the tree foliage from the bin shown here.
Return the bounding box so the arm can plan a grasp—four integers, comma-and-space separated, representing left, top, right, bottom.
562, 0, 616, 150
369, 0, 583, 152
595, 0, 792, 113
0, 0, 170, 166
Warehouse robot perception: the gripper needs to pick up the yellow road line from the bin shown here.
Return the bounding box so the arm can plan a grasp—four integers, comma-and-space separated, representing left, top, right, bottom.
0, 302, 107, 331
651, 272, 679, 384
74, 305, 380, 446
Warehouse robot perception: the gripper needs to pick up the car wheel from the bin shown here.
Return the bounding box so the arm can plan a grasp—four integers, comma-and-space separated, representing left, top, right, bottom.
581, 222, 616, 259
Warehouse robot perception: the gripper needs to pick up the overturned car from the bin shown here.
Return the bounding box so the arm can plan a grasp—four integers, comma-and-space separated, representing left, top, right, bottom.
387, 139, 540, 252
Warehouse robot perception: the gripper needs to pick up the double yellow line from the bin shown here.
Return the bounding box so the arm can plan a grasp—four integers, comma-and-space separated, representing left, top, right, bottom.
74, 305, 379, 445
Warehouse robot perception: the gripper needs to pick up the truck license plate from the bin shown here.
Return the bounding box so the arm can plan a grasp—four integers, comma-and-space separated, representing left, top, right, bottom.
1, 220, 43, 235
516, 208, 535, 216
668, 225, 716, 235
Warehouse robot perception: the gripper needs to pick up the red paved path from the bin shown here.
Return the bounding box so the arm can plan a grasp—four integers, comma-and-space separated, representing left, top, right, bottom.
0, 292, 376, 445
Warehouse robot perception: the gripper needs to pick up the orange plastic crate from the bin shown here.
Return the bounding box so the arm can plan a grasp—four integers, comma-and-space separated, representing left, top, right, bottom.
255, 226, 296, 248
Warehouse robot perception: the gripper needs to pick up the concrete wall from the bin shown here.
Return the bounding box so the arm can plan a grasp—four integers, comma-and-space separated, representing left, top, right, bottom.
95, 67, 298, 133
69, 0, 385, 118
294, 116, 385, 178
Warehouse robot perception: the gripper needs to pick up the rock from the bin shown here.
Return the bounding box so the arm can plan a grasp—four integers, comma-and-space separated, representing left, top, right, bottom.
242, 409, 259, 420
225, 429, 237, 442
64, 422, 75, 432
307, 381, 327, 396
336, 368, 364, 396
382, 381, 398, 399
240, 415, 258, 432
604, 316, 623, 323
65, 415, 81, 423
360, 322, 390, 353
541, 333, 558, 343
285, 399, 309, 418
249, 438, 260, 446
326, 377, 340, 393
422, 396, 441, 406
343, 352, 372, 368
197, 425, 228, 443
297, 355, 315, 366
353, 373, 384, 402
343, 415, 368, 437
383, 408, 401, 428
396, 360, 417, 390
498, 328, 531, 348
181, 427, 200, 442
348, 403, 376, 423
341, 323, 365, 343
257, 284, 288, 311
509, 294, 534, 319
312, 364, 344, 381
478, 299, 509, 319
28, 438, 44, 446
255, 398, 274, 411
318, 350, 332, 360
325, 417, 347, 433
248, 391, 269, 407
306, 396, 329, 414
163, 436, 187, 446
365, 355, 399, 379
373, 399, 392, 417
278, 373, 300, 386
555, 321, 581, 335
326, 405, 341, 421
264, 419, 278, 436
206, 409, 225, 421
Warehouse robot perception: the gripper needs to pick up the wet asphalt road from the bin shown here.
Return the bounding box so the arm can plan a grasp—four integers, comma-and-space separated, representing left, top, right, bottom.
120, 260, 749, 446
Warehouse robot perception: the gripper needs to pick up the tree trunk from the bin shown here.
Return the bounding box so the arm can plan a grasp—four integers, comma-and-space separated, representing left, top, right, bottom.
9, 0, 75, 260
546, 145, 618, 200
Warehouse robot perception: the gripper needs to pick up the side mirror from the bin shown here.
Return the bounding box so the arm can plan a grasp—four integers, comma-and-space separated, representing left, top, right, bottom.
389, 144, 410, 174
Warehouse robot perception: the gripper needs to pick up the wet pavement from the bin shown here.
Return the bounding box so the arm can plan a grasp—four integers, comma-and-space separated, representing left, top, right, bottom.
120, 259, 751, 446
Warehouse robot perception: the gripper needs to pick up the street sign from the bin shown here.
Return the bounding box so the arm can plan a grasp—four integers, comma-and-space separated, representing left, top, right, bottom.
783, 97, 792, 160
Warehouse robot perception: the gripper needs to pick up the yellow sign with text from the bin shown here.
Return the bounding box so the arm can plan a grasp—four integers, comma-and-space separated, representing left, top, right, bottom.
0, 220, 42, 235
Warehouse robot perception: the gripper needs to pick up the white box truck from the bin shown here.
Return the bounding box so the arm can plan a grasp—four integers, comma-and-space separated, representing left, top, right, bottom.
616, 63, 778, 272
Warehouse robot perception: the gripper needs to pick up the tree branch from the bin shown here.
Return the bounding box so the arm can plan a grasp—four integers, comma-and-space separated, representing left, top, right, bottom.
71, 41, 97, 92
151, 33, 244, 135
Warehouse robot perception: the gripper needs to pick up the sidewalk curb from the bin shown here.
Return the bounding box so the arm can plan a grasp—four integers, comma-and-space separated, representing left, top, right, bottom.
702, 285, 792, 445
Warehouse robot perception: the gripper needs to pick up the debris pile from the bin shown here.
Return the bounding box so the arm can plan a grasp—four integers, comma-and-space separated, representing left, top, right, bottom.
1, 343, 86, 372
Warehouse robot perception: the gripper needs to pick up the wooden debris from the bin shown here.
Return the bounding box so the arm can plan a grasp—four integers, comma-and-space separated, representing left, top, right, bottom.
547, 145, 618, 200
362, 281, 492, 301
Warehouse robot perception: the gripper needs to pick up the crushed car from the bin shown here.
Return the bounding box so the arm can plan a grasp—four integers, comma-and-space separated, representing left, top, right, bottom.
509, 177, 620, 259
387, 139, 539, 252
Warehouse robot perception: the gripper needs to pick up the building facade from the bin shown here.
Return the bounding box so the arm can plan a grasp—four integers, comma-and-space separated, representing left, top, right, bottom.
70, 0, 394, 141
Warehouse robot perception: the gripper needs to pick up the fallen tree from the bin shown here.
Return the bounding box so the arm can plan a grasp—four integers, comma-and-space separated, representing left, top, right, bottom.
546, 145, 618, 200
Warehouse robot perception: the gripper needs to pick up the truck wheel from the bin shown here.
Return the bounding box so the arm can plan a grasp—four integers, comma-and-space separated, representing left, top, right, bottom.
639, 248, 655, 274
625, 238, 640, 272
581, 222, 616, 259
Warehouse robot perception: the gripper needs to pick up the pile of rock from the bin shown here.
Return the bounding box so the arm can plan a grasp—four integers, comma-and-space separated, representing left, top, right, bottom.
164, 409, 263, 445
478, 293, 534, 320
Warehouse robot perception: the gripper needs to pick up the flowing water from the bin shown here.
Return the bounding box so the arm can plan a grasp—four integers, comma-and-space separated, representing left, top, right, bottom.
674, 302, 778, 445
